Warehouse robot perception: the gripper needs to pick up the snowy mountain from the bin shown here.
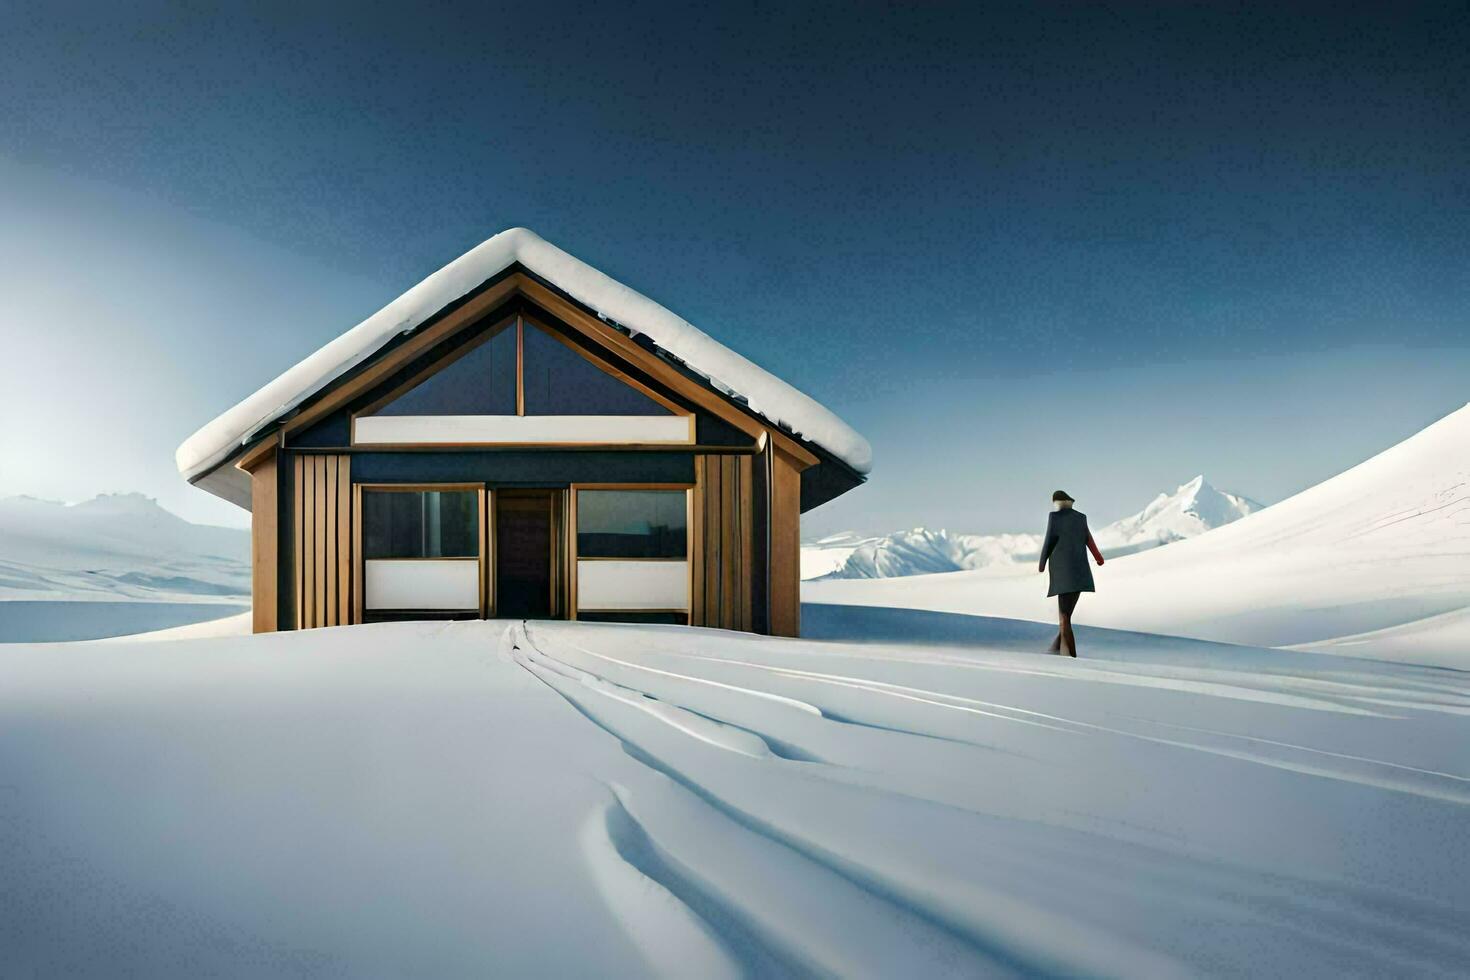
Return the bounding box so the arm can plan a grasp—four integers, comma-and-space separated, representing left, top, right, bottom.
0, 492, 249, 597
1094, 475, 1260, 556
811, 528, 1043, 580
809, 475, 1257, 580
798, 531, 881, 579
0, 493, 249, 640
806, 403, 1470, 667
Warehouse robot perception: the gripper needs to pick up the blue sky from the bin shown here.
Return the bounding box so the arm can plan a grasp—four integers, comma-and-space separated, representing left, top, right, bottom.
1, 2, 1466, 534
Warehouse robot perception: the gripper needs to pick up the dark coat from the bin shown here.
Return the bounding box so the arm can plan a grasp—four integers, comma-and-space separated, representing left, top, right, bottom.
1039, 508, 1096, 597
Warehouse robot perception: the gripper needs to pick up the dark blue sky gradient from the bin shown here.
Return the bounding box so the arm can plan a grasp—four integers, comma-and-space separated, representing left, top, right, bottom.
2, 2, 1467, 531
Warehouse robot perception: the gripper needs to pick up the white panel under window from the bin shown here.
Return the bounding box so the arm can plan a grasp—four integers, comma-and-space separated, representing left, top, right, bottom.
577, 560, 689, 611
355, 415, 690, 445
365, 559, 480, 610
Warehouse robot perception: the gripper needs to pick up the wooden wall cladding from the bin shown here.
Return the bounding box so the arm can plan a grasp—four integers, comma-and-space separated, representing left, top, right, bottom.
293, 454, 353, 629
767, 447, 804, 637
246, 450, 279, 633
692, 454, 754, 632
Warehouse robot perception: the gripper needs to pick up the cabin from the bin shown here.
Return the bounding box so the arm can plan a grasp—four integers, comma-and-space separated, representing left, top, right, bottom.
177, 228, 871, 636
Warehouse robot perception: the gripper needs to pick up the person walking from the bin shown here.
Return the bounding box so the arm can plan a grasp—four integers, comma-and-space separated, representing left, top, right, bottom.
1038, 490, 1104, 657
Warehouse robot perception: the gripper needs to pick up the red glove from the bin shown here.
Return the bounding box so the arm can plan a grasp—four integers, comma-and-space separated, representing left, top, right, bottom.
1087, 534, 1105, 566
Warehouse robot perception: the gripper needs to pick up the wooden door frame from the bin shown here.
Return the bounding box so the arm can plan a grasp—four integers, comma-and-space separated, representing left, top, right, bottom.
491, 487, 569, 620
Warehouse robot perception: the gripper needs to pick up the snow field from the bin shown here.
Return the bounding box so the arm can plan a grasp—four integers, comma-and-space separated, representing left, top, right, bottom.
4, 617, 1467, 976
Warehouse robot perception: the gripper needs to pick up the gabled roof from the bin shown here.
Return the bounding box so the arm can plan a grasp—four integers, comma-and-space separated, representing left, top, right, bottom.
176, 228, 872, 490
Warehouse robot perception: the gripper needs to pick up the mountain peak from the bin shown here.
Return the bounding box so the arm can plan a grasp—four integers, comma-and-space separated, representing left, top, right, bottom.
1098, 477, 1260, 551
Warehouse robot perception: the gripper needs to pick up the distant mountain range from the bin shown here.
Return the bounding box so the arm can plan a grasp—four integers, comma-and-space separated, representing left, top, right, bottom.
804, 476, 1261, 580
0, 493, 249, 602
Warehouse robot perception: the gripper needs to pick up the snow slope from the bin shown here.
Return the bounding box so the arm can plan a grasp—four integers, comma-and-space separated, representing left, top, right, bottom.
810, 475, 1257, 580
0, 601, 250, 643
0, 493, 249, 641
98, 610, 252, 643
1291, 606, 1470, 665
0, 493, 248, 598
2, 616, 1467, 976
806, 404, 1470, 667
177, 227, 871, 486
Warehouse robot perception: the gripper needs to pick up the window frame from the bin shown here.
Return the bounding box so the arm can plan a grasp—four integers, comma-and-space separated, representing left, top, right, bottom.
353, 483, 490, 619
350, 311, 695, 447
354, 313, 519, 420
569, 483, 694, 620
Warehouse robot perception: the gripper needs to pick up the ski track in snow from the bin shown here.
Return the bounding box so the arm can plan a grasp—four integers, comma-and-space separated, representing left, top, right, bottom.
503, 620, 1470, 978
4, 617, 1469, 977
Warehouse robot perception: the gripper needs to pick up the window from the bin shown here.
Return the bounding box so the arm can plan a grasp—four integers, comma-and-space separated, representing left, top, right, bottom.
358, 314, 690, 446
522, 322, 674, 416
375, 324, 517, 416
362, 490, 479, 558
576, 490, 687, 558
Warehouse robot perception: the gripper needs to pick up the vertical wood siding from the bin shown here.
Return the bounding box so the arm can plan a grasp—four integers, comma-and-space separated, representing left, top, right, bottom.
768, 446, 803, 637
294, 454, 354, 629
692, 454, 754, 631
246, 449, 278, 633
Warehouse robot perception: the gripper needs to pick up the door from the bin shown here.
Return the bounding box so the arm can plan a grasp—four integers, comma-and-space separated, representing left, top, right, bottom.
494, 490, 564, 618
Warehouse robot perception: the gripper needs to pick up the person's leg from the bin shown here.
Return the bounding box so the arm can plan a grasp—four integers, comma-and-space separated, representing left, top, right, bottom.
1058, 592, 1080, 657
1051, 594, 1070, 653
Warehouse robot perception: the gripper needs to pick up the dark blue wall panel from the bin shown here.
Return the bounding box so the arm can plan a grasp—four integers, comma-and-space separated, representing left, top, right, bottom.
347, 450, 696, 485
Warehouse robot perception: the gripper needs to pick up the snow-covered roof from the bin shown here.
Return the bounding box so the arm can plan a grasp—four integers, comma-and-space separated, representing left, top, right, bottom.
176, 228, 872, 487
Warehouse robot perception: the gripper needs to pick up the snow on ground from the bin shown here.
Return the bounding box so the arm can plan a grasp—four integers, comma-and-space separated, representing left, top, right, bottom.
806, 404, 1470, 667
1290, 606, 1470, 665
98, 610, 253, 642
3, 615, 1468, 977
0, 600, 249, 643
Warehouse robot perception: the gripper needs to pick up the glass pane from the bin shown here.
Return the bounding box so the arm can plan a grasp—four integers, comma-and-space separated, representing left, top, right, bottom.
523, 323, 674, 416
362, 490, 479, 558
576, 490, 686, 558
376, 324, 517, 416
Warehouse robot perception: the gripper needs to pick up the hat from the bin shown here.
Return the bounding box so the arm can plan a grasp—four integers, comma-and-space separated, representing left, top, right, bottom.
1051, 490, 1075, 502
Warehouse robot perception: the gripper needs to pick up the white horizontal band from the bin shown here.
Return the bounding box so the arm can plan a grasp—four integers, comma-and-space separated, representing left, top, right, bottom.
355, 414, 690, 445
